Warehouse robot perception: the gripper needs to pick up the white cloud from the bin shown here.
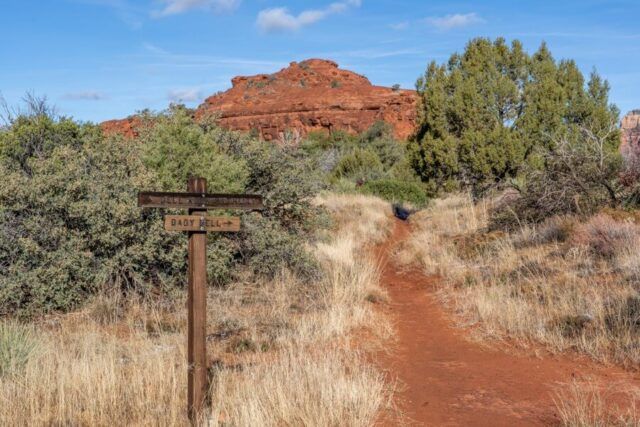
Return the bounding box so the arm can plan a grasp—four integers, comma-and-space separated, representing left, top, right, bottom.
257, 0, 361, 33
425, 13, 484, 31
63, 91, 107, 101
389, 21, 409, 31
168, 88, 203, 103
154, 0, 240, 17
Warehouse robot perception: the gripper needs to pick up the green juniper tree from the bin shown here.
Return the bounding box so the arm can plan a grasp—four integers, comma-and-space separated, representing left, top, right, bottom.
410, 38, 619, 197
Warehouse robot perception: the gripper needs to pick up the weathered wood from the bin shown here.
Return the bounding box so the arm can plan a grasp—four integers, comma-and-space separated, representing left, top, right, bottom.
138, 191, 263, 210
165, 215, 240, 232
137, 177, 261, 424
187, 178, 208, 424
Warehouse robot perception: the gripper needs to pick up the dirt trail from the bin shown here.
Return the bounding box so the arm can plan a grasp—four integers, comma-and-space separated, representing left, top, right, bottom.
376, 219, 640, 426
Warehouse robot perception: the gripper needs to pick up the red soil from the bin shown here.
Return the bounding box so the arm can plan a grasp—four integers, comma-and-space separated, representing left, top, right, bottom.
375, 219, 640, 426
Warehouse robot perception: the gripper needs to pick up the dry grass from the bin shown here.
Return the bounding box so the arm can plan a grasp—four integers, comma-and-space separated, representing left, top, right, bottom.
554, 380, 640, 426
396, 194, 640, 366
0, 193, 395, 426
210, 347, 387, 427
395, 193, 640, 423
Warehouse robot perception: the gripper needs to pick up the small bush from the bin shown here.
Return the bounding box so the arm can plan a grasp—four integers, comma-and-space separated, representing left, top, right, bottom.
0, 111, 185, 316
571, 214, 638, 259
361, 179, 428, 207
139, 105, 249, 193
0, 321, 39, 377
489, 124, 622, 231
333, 148, 384, 182
238, 215, 320, 281
535, 216, 576, 244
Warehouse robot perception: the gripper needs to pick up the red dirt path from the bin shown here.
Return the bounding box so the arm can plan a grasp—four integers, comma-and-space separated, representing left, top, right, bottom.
375, 219, 640, 426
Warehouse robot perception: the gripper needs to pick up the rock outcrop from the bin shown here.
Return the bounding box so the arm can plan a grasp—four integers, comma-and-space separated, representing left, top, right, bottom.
195, 59, 417, 141
102, 116, 143, 139
622, 110, 640, 155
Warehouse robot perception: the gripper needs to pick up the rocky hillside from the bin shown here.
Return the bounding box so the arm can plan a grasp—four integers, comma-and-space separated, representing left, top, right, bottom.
103, 59, 417, 141
622, 110, 640, 155
196, 59, 417, 141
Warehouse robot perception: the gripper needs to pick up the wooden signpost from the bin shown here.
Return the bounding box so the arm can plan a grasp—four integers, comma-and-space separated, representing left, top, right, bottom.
138, 177, 263, 424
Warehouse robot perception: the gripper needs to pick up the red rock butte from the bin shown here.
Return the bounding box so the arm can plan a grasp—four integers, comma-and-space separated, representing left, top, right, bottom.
622, 110, 640, 155
192, 59, 417, 141
103, 59, 417, 141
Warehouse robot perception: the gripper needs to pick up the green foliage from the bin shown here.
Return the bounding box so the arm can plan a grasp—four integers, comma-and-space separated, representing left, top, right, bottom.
0, 112, 185, 316
362, 179, 429, 207
410, 38, 620, 196
226, 136, 324, 235
0, 321, 39, 377
238, 215, 319, 280
489, 124, 622, 230
333, 148, 384, 181
139, 105, 248, 193
140, 106, 325, 282
0, 101, 412, 316
358, 121, 405, 170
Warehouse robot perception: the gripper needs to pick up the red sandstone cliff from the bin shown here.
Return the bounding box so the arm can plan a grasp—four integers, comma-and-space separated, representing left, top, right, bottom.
102, 59, 417, 141
196, 59, 417, 141
102, 116, 143, 138
622, 110, 640, 155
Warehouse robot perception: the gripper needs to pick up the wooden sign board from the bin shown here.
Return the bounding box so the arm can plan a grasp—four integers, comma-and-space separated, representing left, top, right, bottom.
138, 178, 262, 422
164, 215, 240, 232
138, 192, 263, 210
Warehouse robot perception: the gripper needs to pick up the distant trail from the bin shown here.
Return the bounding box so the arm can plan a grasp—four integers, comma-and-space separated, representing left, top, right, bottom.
375, 219, 640, 426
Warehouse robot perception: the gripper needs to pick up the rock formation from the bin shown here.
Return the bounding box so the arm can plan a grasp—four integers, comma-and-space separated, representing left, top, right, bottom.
621, 110, 640, 155
102, 116, 143, 138
195, 59, 417, 141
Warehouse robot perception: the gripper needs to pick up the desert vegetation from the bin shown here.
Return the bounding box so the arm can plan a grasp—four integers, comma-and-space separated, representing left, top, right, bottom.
0, 190, 396, 425
388, 37, 640, 424
398, 39, 640, 366
410, 38, 620, 198
2, 35, 640, 425
0, 97, 405, 424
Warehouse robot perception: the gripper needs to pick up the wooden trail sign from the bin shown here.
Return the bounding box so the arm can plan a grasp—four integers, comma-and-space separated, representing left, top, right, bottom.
138, 177, 263, 424
165, 215, 241, 232
138, 191, 263, 210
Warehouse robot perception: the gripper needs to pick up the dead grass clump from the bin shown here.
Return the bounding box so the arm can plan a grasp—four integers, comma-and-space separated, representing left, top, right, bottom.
210, 347, 389, 427
572, 214, 638, 259
316, 193, 393, 247
554, 380, 640, 426
0, 317, 186, 425
534, 216, 577, 245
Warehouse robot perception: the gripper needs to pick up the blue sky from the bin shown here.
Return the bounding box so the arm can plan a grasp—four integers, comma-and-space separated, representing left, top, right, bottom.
1, 0, 638, 123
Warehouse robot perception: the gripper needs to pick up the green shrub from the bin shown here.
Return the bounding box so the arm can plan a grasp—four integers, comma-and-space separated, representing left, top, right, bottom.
0, 321, 39, 377
0, 109, 185, 316
225, 136, 324, 235
238, 215, 320, 280
139, 105, 249, 193
138, 107, 325, 283
489, 124, 622, 230
411, 38, 620, 196
357, 121, 405, 169
333, 148, 384, 182
361, 179, 428, 207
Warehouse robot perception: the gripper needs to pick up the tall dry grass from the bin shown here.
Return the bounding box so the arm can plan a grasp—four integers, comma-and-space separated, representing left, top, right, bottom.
396, 193, 640, 424
554, 380, 640, 426
0, 193, 395, 426
396, 194, 640, 366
